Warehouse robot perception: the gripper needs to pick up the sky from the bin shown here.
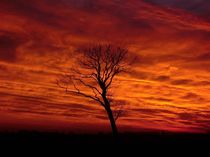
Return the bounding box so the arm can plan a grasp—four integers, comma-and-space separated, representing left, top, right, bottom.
0, 0, 210, 133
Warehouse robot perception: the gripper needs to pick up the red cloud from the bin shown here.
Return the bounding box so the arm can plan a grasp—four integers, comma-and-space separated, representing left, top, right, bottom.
0, 0, 210, 133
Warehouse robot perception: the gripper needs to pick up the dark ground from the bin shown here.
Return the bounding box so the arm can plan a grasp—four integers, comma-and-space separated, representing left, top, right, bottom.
1, 131, 210, 155
1, 131, 210, 146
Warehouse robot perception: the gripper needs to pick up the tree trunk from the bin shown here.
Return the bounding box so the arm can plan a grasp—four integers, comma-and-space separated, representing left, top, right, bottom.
105, 106, 118, 138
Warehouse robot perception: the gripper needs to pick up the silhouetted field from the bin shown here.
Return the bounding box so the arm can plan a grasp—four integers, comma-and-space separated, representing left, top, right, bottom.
1, 131, 210, 147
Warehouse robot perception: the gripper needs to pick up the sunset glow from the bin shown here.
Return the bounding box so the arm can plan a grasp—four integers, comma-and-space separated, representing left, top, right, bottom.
0, 0, 210, 133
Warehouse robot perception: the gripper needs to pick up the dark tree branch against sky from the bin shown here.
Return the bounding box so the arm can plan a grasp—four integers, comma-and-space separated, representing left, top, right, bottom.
57, 44, 129, 137
0, 0, 210, 133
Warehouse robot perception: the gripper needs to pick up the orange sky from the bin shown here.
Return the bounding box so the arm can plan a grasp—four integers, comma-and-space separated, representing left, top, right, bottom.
0, 0, 210, 133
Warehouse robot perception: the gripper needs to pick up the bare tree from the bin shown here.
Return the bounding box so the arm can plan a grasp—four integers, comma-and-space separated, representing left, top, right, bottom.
57, 44, 129, 137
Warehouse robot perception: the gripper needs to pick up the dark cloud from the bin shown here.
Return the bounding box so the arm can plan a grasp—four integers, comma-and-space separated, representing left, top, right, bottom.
192, 52, 210, 62
0, 0, 63, 28
144, 96, 173, 102
182, 92, 201, 99
0, 0, 155, 39
0, 91, 100, 118
145, 0, 210, 18
181, 92, 206, 102
130, 70, 155, 80
177, 112, 197, 121
176, 112, 210, 130
178, 57, 210, 72
154, 75, 171, 82
132, 108, 175, 115
171, 79, 193, 85
134, 55, 156, 66
94, 115, 107, 120
194, 119, 210, 129
194, 81, 210, 86
133, 50, 210, 69
0, 31, 26, 62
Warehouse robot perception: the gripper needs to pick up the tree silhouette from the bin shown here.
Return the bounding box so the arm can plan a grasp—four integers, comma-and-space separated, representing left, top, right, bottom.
57, 44, 129, 137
